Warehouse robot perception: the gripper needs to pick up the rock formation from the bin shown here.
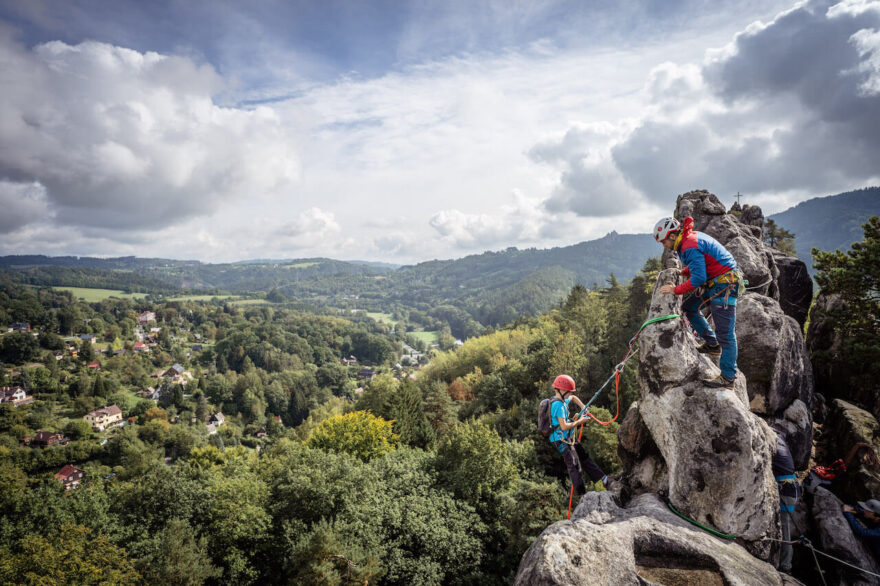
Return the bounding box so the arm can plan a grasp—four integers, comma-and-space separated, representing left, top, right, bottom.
516, 190, 820, 583
674, 191, 814, 455
515, 493, 791, 586
824, 399, 880, 504
811, 487, 880, 586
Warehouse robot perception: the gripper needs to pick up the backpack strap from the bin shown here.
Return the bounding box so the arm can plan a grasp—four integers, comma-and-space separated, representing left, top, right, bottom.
548, 397, 563, 430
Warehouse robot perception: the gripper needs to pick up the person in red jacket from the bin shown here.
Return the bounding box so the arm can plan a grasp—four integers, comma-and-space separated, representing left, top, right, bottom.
654, 216, 742, 389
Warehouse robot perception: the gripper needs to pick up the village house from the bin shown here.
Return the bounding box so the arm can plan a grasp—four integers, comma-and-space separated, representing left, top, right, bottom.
137, 311, 156, 324
10, 322, 30, 332
163, 364, 185, 378
84, 405, 123, 431
208, 412, 225, 426
133, 341, 148, 352
80, 333, 95, 342
341, 355, 358, 367
32, 431, 70, 448
206, 423, 217, 435
54, 464, 84, 490
357, 367, 376, 381
0, 386, 34, 406
87, 361, 101, 369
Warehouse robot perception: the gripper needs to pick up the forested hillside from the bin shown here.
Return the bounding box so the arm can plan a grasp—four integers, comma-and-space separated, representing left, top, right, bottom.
768, 186, 880, 268
0, 258, 660, 584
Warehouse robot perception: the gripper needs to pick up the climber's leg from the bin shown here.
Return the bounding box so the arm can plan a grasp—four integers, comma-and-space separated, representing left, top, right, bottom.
560, 444, 587, 495
710, 303, 737, 379
575, 443, 605, 483
682, 294, 718, 345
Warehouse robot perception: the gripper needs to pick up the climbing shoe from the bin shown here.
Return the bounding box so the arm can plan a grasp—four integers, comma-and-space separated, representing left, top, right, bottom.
696, 342, 722, 356
705, 374, 736, 389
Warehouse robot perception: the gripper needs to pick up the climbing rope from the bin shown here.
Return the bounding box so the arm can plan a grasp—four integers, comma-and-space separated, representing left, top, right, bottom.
763, 535, 880, 582
564, 313, 680, 519
663, 495, 737, 540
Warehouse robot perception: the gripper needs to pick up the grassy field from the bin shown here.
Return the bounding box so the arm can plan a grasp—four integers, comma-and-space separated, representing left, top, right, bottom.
165, 294, 237, 302
55, 287, 148, 301
409, 330, 439, 345
366, 312, 399, 325
229, 299, 272, 306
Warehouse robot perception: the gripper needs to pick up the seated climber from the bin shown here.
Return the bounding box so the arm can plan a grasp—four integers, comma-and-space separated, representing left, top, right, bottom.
843, 500, 880, 560
655, 216, 743, 389
548, 374, 610, 496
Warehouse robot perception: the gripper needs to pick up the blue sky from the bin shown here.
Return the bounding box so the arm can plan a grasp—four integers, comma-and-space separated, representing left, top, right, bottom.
0, 0, 878, 262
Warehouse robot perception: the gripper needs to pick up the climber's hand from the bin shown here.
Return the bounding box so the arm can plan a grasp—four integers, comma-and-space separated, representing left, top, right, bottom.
659, 282, 676, 294
843, 505, 856, 513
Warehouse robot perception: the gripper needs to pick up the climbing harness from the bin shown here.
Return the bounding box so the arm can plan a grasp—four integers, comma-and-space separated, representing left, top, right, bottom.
661, 493, 737, 540
564, 313, 680, 519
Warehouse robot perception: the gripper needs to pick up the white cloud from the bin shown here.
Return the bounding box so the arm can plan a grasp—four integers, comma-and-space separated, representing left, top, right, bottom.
540, 0, 880, 219
0, 35, 300, 231
0, 180, 52, 233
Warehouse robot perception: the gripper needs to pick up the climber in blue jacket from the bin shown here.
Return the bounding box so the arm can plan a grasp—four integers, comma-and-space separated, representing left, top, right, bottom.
654, 216, 742, 389
843, 500, 880, 560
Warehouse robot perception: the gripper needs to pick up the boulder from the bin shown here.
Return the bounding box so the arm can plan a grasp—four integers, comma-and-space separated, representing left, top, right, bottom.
736, 294, 814, 417
824, 399, 880, 503
811, 487, 880, 586
771, 399, 813, 471
771, 250, 813, 328
739, 204, 765, 227
634, 268, 779, 553
514, 492, 785, 586
617, 403, 667, 498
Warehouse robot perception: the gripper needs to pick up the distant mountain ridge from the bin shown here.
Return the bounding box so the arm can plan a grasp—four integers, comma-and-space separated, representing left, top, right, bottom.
768, 187, 880, 269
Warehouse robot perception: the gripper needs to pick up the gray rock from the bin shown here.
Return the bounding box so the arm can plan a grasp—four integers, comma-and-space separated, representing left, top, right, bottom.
736, 294, 814, 419
811, 487, 880, 586
771, 251, 813, 327
514, 493, 784, 586
635, 270, 779, 552
739, 204, 765, 227
824, 399, 880, 504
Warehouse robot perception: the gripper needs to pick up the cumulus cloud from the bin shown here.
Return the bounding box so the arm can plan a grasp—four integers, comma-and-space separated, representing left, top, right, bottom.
541, 0, 880, 217
0, 34, 300, 231
0, 180, 52, 233
429, 191, 581, 250
270, 207, 341, 251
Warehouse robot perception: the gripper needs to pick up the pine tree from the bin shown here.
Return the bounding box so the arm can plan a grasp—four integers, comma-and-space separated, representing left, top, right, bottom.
764, 218, 796, 256
92, 373, 106, 398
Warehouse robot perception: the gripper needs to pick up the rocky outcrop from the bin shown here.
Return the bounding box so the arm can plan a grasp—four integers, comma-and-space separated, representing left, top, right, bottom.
636, 268, 778, 553
739, 204, 765, 227
736, 294, 814, 420
811, 487, 880, 586
516, 189, 820, 582
515, 492, 786, 586
824, 399, 880, 504
675, 190, 814, 464
771, 250, 813, 328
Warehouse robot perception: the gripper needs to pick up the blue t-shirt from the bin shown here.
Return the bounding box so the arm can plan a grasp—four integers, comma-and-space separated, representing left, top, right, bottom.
549, 397, 572, 442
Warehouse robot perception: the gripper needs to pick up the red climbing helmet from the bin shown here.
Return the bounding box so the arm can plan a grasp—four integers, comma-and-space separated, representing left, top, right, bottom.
552, 374, 576, 393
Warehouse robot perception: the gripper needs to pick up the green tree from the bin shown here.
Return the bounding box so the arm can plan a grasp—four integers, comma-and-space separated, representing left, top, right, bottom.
195, 394, 209, 423
0, 332, 40, 365
137, 519, 221, 585
79, 339, 95, 364
435, 420, 517, 510
307, 411, 399, 461
811, 216, 880, 408
764, 218, 796, 256
391, 381, 435, 449
91, 373, 106, 398
64, 419, 93, 441
0, 524, 141, 585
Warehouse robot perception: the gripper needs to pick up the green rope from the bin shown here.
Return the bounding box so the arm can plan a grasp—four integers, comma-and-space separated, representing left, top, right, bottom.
638, 313, 680, 332
664, 498, 737, 540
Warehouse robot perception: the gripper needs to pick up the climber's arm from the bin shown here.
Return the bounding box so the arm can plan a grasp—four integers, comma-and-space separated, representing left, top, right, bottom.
844, 511, 880, 537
